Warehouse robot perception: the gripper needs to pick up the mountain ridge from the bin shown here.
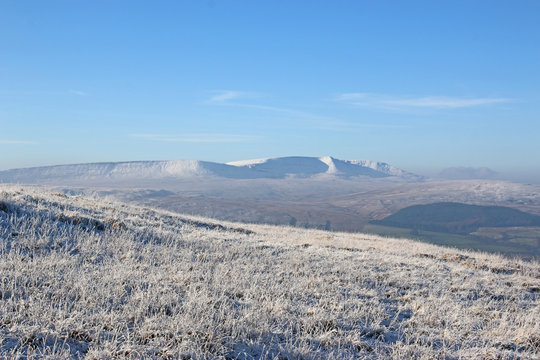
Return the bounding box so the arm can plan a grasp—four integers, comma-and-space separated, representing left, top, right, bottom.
0, 156, 423, 184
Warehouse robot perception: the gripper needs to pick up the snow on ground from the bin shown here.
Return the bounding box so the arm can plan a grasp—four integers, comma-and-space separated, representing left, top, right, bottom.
0, 160, 211, 183
0, 156, 421, 185
226, 157, 271, 167
1, 185, 539, 359
226, 156, 423, 180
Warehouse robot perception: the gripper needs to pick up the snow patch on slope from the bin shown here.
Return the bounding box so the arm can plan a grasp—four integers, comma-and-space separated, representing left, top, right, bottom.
319, 156, 338, 174
347, 160, 416, 178
226, 158, 270, 167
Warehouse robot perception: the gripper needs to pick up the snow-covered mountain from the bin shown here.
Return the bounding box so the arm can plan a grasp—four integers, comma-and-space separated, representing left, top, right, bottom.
0, 156, 422, 184
227, 156, 421, 179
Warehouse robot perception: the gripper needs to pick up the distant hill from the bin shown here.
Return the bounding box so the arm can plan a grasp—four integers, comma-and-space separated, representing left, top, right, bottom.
372, 202, 540, 234
0, 156, 422, 184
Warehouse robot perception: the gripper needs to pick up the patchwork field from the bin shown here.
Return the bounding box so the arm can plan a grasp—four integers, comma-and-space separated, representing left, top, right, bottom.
1, 186, 539, 359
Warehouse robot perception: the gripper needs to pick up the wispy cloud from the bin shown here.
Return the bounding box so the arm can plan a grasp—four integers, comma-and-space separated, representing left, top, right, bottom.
0, 140, 36, 145
230, 103, 320, 118
69, 89, 88, 96
206, 90, 255, 103
206, 90, 335, 119
312, 120, 410, 131
130, 133, 259, 143
336, 93, 513, 109
205, 91, 397, 131
206, 90, 325, 120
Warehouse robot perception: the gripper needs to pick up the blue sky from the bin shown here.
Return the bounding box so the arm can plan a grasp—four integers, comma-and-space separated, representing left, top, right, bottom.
1, 1, 539, 181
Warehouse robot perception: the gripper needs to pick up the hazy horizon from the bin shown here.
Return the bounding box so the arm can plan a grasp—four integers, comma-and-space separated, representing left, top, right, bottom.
1, 1, 539, 182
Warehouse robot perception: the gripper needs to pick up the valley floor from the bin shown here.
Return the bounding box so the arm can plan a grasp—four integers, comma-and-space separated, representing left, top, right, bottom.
1, 186, 539, 359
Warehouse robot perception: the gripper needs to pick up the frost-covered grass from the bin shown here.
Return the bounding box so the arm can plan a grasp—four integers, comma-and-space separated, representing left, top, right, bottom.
1, 186, 539, 359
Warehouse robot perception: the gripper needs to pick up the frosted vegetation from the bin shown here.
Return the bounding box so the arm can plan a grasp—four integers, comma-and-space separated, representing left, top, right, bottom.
1, 186, 539, 359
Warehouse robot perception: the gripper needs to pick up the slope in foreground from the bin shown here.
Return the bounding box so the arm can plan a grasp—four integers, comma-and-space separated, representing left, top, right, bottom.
0, 186, 539, 359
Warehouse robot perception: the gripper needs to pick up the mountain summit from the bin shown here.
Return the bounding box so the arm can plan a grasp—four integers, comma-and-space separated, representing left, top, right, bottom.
227, 156, 420, 179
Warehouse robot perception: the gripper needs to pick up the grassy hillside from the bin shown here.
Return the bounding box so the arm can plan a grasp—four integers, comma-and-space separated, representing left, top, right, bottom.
1, 186, 539, 359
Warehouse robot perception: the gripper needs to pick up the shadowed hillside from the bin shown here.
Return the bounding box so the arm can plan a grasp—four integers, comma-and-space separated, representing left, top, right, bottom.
373, 202, 540, 234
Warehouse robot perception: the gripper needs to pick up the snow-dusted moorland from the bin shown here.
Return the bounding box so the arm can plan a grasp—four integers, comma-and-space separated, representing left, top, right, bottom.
1, 186, 539, 359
